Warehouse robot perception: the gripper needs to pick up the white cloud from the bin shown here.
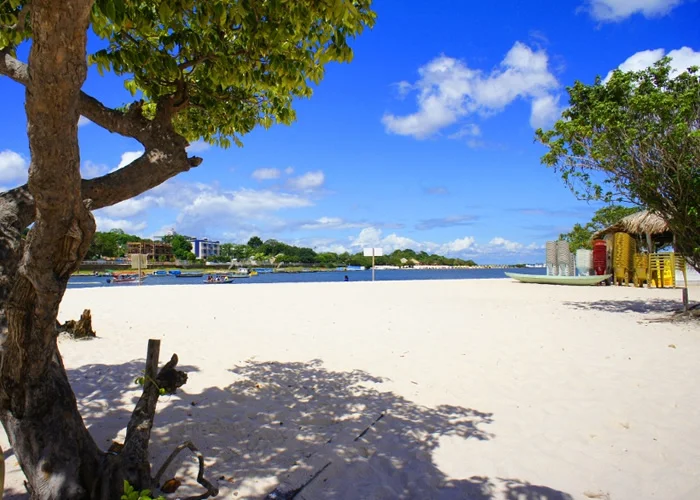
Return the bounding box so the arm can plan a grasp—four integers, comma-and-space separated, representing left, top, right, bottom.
288, 171, 325, 191
0, 150, 28, 184
81, 160, 109, 179
300, 217, 365, 230
186, 140, 210, 153
488, 237, 524, 253
252, 168, 281, 181
383, 42, 560, 139
173, 184, 314, 237
605, 46, 700, 82
584, 0, 684, 22
346, 227, 541, 260
116, 151, 144, 171
78, 116, 91, 127
284, 167, 295, 175
441, 237, 476, 253
93, 215, 147, 234
99, 196, 163, 218
530, 94, 563, 129
447, 124, 481, 140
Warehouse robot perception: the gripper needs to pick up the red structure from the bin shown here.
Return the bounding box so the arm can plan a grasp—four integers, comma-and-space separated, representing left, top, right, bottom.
592, 240, 607, 276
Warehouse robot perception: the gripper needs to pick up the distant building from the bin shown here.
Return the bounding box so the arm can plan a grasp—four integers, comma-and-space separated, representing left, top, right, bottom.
126, 241, 174, 261
189, 238, 220, 260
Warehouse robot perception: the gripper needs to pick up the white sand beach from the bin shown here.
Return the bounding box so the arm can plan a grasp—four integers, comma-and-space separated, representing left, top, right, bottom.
2, 279, 699, 499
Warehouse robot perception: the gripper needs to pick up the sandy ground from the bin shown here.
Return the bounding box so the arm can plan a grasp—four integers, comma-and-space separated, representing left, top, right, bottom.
2, 279, 699, 499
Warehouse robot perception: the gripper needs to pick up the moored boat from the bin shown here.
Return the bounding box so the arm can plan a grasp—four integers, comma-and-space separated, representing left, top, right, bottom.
176, 272, 204, 278
505, 272, 611, 286
107, 273, 147, 284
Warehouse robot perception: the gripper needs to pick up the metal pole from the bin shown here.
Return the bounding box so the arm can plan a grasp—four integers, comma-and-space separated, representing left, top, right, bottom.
138, 242, 142, 286
372, 248, 375, 282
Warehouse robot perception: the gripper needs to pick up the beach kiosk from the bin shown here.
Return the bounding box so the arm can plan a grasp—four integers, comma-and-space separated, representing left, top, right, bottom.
591, 210, 689, 290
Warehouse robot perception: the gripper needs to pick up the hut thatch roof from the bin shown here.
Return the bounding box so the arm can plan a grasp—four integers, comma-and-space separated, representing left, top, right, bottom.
592, 210, 670, 239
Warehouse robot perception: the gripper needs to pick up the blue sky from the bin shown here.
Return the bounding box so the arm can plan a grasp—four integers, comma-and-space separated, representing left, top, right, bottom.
1, 0, 698, 263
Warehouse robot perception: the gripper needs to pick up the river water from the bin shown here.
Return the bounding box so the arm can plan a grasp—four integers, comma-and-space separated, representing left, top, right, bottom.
68, 267, 546, 288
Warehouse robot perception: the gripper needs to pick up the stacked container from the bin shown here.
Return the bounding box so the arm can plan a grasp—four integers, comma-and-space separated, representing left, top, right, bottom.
592, 240, 607, 276
613, 232, 636, 286
556, 240, 572, 276
546, 241, 558, 276
576, 249, 593, 276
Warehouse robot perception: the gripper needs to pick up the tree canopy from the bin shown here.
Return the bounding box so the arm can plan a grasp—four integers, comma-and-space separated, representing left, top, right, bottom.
536, 58, 700, 271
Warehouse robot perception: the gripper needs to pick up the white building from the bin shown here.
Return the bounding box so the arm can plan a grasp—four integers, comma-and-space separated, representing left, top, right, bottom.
189, 238, 220, 260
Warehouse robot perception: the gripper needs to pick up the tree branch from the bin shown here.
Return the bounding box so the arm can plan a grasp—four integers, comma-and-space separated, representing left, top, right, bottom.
154, 441, 219, 500
121, 340, 188, 489
1, 49, 172, 145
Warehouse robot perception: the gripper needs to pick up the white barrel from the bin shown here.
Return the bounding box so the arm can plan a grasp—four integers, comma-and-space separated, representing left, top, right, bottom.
576, 249, 593, 276
556, 240, 571, 276
546, 241, 558, 276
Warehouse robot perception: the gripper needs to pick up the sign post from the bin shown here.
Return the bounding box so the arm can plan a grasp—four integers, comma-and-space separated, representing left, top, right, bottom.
363, 247, 383, 281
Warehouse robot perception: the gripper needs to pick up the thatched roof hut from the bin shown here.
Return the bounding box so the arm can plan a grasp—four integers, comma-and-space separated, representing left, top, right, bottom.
592, 210, 673, 252
592, 210, 670, 239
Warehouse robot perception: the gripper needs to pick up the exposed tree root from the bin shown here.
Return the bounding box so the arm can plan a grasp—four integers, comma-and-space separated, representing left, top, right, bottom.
155, 441, 219, 499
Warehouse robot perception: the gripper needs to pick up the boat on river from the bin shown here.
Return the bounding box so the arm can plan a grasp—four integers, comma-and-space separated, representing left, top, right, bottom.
176, 272, 204, 278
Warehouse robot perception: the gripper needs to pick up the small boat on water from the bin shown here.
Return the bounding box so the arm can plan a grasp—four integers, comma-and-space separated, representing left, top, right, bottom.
107, 273, 147, 285
203, 276, 234, 284
151, 270, 169, 276
505, 272, 611, 286
176, 272, 204, 278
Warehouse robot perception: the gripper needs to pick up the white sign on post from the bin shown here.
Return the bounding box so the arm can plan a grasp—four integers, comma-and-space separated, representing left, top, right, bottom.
363, 248, 383, 281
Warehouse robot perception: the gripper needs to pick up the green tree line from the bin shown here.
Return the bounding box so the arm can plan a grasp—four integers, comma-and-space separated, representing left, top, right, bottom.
86, 232, 478, 268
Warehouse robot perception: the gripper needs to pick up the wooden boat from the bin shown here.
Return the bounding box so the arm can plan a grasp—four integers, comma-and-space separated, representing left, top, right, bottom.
176, 272, 204, 278
202, 277, 234, 284
505, 272, 611, 286
108, 273, 147, 285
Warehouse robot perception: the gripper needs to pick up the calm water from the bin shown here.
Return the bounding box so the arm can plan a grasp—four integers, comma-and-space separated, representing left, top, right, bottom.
67, 267, 546, 289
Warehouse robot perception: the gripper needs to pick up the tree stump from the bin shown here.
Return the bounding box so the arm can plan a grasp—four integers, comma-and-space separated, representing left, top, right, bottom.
58, 309, 96, 339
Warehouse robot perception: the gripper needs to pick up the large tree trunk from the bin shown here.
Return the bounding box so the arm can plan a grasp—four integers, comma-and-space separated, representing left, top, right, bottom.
0, 1, 114, 497
0, 2, 212, 496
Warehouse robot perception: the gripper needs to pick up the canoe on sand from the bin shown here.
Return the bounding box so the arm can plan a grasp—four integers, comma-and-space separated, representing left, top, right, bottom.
505, 272, 611, 286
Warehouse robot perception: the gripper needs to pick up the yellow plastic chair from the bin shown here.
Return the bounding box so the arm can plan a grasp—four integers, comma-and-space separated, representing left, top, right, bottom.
613, 233, 635, 286
634, 253, 648, 287
649, 253, 675, 288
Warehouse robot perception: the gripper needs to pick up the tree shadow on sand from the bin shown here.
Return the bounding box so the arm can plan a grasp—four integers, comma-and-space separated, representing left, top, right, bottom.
563, 297, 685, 314
3, 358, 572, 499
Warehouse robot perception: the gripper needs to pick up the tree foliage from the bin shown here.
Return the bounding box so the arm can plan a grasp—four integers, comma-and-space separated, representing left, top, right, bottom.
536, 58, 700, 271
85, 229, 143, 258
559, 205, 641, 252
217, 235, 478, 267
161, 233, 193, 260
2, 0, 376, 147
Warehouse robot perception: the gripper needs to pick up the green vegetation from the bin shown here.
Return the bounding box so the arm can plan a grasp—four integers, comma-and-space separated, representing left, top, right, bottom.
559, 205, 640, 252
86, 232, 478, 268
537, 58, 700, 271
85, 229, 142, 259
161, 233, 195, 261
121, 481, 164, 500
208, 236, 477, 268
